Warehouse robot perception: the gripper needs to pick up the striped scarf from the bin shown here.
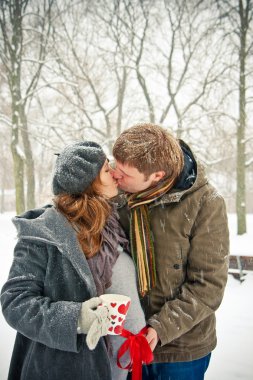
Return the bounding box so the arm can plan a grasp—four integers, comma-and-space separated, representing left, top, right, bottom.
127, 176, 175, 296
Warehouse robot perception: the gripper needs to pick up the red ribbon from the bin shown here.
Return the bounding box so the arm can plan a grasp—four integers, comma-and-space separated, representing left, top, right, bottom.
117, 327, 154, 380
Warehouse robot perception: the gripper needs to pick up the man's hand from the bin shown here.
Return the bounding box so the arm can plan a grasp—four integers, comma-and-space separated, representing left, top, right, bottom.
145, 326, 159, 351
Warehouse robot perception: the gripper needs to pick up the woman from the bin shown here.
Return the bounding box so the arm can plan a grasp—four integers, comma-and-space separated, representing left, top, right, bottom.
1, 141, 145, 380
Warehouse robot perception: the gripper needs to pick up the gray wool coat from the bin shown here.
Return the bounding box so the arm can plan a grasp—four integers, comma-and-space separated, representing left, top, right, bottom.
1, 205, 112, 380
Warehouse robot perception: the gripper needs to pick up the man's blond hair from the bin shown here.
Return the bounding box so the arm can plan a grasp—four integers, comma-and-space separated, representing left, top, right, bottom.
113, 123, 184, 180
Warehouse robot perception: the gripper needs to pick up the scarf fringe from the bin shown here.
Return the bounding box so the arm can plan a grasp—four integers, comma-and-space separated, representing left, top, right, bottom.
128, 177, 175, 296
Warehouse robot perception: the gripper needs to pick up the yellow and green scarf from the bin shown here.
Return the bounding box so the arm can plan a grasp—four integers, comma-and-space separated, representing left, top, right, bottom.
127, 176, 175, 296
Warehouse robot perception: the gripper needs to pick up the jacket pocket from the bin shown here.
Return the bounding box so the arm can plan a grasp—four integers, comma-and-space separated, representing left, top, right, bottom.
155, 241, 189, 298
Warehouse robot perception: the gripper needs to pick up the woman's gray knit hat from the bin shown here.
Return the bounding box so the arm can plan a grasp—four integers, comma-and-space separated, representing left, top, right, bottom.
52, 141, 106, 195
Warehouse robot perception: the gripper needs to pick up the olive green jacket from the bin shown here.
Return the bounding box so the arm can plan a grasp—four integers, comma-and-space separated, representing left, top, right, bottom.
117, 145, 229, 363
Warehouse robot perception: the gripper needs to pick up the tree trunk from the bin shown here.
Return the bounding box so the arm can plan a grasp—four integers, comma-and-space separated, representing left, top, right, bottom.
11, 135, 25, 214
236, 0, 247, 234
20, 107, 35, 209
116, 67, 127, 138
9, 0, 26, 214
11, 89, 25, 214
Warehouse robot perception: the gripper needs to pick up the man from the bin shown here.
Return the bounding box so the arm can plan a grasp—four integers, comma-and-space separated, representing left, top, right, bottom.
111, 123, 229, 380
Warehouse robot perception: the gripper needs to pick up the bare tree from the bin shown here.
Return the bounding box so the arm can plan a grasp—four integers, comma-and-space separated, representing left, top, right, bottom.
158, 1, 228, 136
108, 0, 229, 141
43, 0, 134, 151
215, 0, 253, 233
0, 0, 54, 213
1, 0, 251, 218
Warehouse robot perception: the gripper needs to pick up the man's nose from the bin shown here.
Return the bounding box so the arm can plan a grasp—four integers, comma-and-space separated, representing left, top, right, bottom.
109, 167, 122, 179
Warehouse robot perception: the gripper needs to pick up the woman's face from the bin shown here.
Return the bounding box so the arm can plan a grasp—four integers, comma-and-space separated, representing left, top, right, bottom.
98, 160, 118, 198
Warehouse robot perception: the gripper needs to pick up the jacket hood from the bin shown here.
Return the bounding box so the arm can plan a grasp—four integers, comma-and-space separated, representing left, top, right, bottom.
13, 204, 71, 245
174, 141, 197, 190
12, 204, 97, 296
156, 140, 209, 205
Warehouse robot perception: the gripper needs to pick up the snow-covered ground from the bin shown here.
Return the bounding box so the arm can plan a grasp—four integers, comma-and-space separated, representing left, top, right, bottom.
0, 212, 252, 380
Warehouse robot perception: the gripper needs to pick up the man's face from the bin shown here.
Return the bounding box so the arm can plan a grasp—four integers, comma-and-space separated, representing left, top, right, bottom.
111, 160, 163, 193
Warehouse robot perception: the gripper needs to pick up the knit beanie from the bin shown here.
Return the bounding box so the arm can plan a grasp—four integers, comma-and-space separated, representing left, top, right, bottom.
52, 141, 107, 195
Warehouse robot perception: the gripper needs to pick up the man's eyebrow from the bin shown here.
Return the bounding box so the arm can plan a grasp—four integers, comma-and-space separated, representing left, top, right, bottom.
118, 167, 130, 176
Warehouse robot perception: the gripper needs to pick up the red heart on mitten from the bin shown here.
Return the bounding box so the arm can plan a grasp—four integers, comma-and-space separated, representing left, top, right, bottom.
110, 303, 116, 308
111, 315, 116, 320
108, 327, 113, 332
118, 317, 123, 322
118, 301, 130, 315
114, 325, 123, 334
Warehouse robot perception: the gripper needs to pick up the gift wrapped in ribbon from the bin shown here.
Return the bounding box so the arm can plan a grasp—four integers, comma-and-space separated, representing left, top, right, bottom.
117, 326, 154, 380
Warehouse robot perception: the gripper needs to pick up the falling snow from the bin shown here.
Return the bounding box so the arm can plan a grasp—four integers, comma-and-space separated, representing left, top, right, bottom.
0, 212, 253, 380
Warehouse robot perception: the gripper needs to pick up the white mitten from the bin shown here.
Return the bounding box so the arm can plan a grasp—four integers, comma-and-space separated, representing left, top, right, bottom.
86, 308, 110, 350
78, 297, 110, 350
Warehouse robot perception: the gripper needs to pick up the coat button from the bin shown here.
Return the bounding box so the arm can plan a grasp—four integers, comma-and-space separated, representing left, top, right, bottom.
173, 264, 180, 269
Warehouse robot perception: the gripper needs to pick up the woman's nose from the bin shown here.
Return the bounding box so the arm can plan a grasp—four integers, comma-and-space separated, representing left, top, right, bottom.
110, 167, 122, 179
109, 169, 115, 179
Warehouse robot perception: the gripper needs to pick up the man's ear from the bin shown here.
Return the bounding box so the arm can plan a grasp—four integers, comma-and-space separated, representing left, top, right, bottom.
152, 171, 166, 183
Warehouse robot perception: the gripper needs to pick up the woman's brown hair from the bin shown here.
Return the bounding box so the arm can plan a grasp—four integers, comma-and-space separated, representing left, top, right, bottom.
54, 176, 111, 258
